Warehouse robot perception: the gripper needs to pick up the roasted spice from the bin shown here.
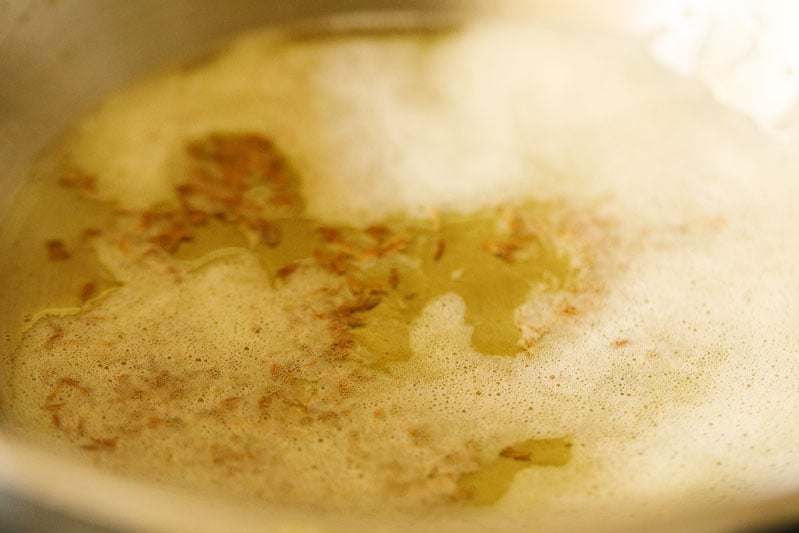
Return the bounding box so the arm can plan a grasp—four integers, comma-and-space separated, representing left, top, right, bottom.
276, 262, 300, 280
111, 133, 304, 253
499, 446, 532, 461
45, 239, 71, 261
433, 238, 446, 261
81, 437, 117, 451
79, 281, 97, 302
58, 171, 96, 193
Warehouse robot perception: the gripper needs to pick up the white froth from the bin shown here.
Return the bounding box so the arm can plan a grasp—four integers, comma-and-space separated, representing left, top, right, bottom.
66, 23, 733, 223
6, 18, 799, 528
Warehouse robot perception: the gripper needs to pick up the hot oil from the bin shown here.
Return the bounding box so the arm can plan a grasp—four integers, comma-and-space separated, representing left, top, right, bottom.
1, 129, 580, 506
4, 12, 799, 526
458, 437, 573, 506
160, 200, 581, 506
0, 162, 118, 351
159, 131, 580, 366
180, 203, 576, 363
343, 206, 576, 363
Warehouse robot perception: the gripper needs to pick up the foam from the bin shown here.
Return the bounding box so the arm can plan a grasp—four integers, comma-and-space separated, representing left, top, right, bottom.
5, 18, 799, 528
61, 23, 676, 222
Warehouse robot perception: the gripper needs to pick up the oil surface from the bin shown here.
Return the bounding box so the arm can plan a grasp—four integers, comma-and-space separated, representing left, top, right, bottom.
2, 132, 589, 509
3, 18, 799, 529
459, 437, 573, 506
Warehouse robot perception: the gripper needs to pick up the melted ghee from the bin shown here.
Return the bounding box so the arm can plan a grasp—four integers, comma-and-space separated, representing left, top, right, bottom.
459, 438, 573, 505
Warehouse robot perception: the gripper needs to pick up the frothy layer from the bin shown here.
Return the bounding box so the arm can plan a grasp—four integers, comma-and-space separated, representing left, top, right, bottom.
5, 19, 799, 528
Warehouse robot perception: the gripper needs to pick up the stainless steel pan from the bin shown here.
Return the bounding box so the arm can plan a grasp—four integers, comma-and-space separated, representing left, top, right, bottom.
1, 1, 798, 531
